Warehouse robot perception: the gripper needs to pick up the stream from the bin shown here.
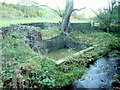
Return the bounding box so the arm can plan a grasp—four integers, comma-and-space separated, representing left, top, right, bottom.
58, 54, 120, 89
73, 55, 120, 89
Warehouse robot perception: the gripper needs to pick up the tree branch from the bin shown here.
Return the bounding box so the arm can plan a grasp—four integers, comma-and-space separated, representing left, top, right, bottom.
72, 7, 85, 12
91, 9, 106, 21
56, 5, 64, 17
91, 9, 110, 27
40, 5, 63, 17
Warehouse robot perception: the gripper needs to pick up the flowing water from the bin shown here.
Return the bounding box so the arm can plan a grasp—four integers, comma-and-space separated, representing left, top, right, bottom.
73, 55, 120, 89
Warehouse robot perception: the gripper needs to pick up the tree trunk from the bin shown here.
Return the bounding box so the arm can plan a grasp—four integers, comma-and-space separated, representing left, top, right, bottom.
61, 0, 73, 32
40, 0, 84, 33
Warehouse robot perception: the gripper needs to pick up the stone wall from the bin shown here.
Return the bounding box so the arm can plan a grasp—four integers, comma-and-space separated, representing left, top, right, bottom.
21, 22, 91, 31
0, 25, 65, 54
68, 23, 91, 31
1, 24, 89, 54
65, 36, 90, 50
33, 35, 65, 54
0, 24, 40, 35
22, 23, 58, 29
31, 34, 89, 54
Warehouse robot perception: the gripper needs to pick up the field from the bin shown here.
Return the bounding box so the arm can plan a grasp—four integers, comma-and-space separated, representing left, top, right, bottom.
0, 18, 59, 26
0, 18, 91, 26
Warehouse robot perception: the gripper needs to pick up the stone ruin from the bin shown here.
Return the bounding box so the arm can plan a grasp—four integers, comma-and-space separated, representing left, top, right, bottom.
1, 24, 89, 54
26, 30, 42, 48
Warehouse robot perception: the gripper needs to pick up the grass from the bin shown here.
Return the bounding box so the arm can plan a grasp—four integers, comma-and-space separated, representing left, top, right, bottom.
1, 28, 120, 88
41, 29, 61, 40
0, 18, 90, 26
45, 48, 79, 60
69, 31, 115, 45
0, 18, 60, 26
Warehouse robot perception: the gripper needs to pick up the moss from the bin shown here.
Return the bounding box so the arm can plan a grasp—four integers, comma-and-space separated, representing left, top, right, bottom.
44, 48, 78, 60
40, 29, 61, 40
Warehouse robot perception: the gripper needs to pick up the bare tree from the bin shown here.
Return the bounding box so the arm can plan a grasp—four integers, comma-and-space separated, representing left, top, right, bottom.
92, 0, 118, 33
39, 0, 85, 34
62, 0, 85, 33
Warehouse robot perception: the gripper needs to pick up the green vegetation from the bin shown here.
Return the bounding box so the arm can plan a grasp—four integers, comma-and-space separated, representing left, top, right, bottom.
45, 48, 78, 60
0, 18, 90, 26
0, 2, 57, 18
0, 33, 56, 88
70, 31, 120, 46
93, 1, 119, 32
41, 29, 61, 40
113, 73, 120, 89
1, 29, 120, 88
0, 2, 61, 26
0, 1, 120, 88
0, 18, 60, 26
56, 31, 120, 86
69, 31, 120, 60
1, 0, 120, 89
0, 2, 90, 27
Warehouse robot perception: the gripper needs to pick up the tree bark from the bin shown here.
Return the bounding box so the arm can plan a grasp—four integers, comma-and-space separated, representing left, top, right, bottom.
40, 0, 85, 33
61, 0, 73, 32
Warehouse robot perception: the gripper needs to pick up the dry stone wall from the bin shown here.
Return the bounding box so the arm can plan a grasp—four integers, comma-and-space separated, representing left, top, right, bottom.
1, 24, 89, 54
22, 23, 58, 29
0, 24, 40, 35
65, 36, 90, 50
33, 35, 65, 54
21, 22, 91, 31
68, 23, 91, 31
30, 34, 90, 54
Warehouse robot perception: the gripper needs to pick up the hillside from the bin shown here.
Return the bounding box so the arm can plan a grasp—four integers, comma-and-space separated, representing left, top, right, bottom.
0, 2, 58, 19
